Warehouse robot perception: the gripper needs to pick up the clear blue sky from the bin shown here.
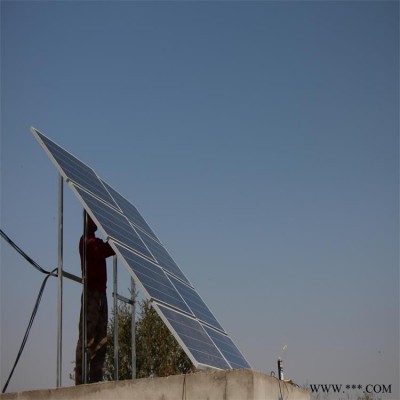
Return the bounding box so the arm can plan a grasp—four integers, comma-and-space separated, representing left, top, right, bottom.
1, 1, 398, 398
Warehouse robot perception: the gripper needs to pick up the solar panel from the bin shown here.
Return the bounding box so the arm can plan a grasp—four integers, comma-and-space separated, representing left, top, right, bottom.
71, 185, 154, 261
32, 128, 117, 207
112, 242, 193, 315
138, 232, 191, 286
101, 180, 159, 242
31, 127, 251, 371
203, 325, 251, 369
154, 304, 230, 370
101, 180, 191, 286
169, 275, 225, 332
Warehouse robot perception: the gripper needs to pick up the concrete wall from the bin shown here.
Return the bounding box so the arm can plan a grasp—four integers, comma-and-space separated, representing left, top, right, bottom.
0, 370, 310, 400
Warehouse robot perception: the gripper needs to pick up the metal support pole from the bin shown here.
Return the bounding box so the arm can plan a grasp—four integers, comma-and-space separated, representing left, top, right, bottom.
82, 211, 88, 384
131, 278, 136, 379
56, 175, 63, 387
113, 256, 119, 381
278, 358, 284, 380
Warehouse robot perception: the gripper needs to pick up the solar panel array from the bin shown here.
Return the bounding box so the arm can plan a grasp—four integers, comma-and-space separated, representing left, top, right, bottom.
31, 127, 251, 371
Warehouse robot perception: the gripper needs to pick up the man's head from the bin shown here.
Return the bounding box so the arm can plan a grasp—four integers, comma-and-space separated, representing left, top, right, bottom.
86, 215, 97, 234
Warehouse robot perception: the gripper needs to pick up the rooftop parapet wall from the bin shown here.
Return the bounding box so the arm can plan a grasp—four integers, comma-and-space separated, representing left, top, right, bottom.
0, 369, 310, 400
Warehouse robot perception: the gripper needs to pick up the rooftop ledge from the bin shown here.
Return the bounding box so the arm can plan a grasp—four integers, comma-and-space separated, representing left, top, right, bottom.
0, 369, 310, 400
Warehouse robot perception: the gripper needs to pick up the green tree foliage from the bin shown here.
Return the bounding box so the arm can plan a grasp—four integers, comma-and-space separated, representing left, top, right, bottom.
104, 301, 134, 381
104, 299, 195, 381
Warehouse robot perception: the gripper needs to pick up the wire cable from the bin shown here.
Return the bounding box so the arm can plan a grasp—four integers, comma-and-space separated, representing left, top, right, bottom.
0, 229, 55, 275
277, 376, 284, 400
1, 229, 57, 393
181, 373, 187, 400
2, 269, 57, 393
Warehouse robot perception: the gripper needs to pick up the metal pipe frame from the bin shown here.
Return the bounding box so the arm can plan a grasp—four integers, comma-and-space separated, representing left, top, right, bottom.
113, 256, 119, 381
62, 270, 82, 284
57, 175, 63, 387
116, 293, 133, 305
131, 278, 136, 379
54, 184, 136, 386
82, 211, 88, 384
112, 272, 136, 380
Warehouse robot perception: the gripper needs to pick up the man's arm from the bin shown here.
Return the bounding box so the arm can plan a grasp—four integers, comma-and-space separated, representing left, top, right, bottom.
87, 238, 115, 260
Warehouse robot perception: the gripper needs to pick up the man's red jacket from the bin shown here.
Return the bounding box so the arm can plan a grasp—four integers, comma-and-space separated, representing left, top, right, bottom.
79, 233, 115, 292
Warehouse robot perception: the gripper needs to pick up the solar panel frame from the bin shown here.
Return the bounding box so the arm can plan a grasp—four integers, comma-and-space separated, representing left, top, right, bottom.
31, 126, 252, 372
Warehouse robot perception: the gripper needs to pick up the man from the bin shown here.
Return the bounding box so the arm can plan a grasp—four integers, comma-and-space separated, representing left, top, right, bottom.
75, 215, 115, 385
